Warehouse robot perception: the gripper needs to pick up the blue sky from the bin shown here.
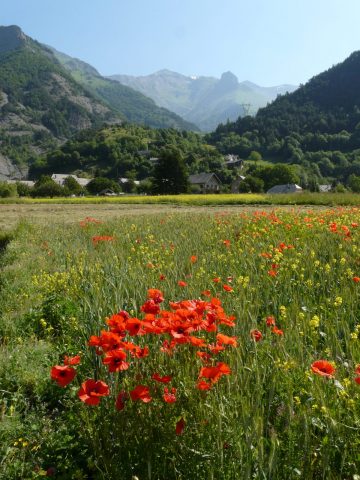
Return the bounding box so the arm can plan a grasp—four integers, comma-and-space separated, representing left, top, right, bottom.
2, 0, 360, 86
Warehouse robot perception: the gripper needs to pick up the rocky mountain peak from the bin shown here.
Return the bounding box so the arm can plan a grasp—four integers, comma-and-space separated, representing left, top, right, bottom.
219, 71, 239, 89
0, 25, 28, 54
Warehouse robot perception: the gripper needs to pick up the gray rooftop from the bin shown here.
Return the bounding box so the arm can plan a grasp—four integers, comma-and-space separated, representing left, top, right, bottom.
188, 173, 221, 184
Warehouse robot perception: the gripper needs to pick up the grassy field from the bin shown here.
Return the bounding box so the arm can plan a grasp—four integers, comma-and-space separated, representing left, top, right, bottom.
0, 205, 359, 479
1, 192, 360, 206
0, 203, 320, 231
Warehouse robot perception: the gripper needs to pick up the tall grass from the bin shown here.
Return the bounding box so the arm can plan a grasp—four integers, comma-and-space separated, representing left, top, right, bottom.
0, 208, 359, 479
1, 192, 360, 206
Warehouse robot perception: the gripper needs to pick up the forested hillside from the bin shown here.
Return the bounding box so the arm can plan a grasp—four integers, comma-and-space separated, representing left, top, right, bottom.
208, 51, 360, 188
30, 124, 235, 184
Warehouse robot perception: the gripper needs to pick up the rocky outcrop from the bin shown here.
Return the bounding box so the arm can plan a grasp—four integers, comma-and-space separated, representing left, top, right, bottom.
0, 153, 28, 180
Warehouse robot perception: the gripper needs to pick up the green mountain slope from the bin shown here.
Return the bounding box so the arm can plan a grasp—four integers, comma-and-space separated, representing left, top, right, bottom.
110, 69, 297, 131
0, 25, 119, 175
50, 48, 198, 131
208, 51, 360, 187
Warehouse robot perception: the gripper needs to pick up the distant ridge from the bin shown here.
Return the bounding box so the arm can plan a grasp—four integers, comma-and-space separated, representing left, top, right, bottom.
109, 69, 297, 131
50, 48, 198, 131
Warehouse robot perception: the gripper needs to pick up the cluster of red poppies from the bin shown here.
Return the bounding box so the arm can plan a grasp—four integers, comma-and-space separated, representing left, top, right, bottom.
51, 289, 236, 414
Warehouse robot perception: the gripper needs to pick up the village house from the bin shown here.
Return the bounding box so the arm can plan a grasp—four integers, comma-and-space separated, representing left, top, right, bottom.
319, 184, 332, 192
224, 154, 244, 169
267, 184, 303, 194
188, 173, 221, 193
119, 177, 140, 187
51, 174, 91, 188
230, 175, 246, 193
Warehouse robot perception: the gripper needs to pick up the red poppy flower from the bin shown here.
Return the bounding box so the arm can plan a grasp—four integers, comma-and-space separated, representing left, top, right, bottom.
272, 326, 284, 336
78, 380, 110, 405
88, 331, 123, 353
356, 365, 360, 375
216, 333, 237, 347
196, 351, 211, 362
311, 360, 335, 378
199, 362, 231, 383
51, 365, 76, 387
141, 299, 160, 315
159, 274, 166, 281
147, 289, 164, 304
178, 281, 188, 287
190, 255, 197, 264
355, 376, 360, 385
176, 417, 185, 435
163, 387, 177, 403
213, 277, 221, 283
222, 284, 233, 292
271, 325, 284, 337
106, 312, 128, 334
102, 350, 129, 372
201, 290, 211, 297
268, 269, 278, 277
152, 373, 172, 383
266, 316, 276, 327
130, 385, 152, 403
223, 240, 231, 248
125, 318, 143, 336
63, 355, 81, 365
208, 343, 225, 354
133, 346, 149, 358
115, 391, 129, 411
188, 336, 207, 347
250, 329, 262, 342
353, 277, 360, 283
196, 380, 211, 391
92, 235, 115, 246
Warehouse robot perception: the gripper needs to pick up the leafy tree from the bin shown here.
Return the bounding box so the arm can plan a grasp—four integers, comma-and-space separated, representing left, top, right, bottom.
245, 176, 264, 192
137, 178, 153, 195
251, 164, 300, 190
63, 176, 83, 195
348, 174, 360, 192
86, 177, 120, 195
32, 179, 64, 197
248, 151, 262, 162
334, 183, 347, 193
0, 182, 17, 198
15, 182, 32, 197
153, 147, 189, 194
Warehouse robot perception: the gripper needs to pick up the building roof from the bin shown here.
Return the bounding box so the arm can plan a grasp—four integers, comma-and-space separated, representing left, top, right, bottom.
319, 184, 332, 192
267, 184, 303, 194
224, 154, 244, 166
188, 173, 221, 185
119, 177, 140, 185
51, 174, 91, 187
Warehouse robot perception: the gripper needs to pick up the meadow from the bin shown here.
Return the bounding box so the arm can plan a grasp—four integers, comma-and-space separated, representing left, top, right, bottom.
2, 192, 360, 207
0, 205, 359, 479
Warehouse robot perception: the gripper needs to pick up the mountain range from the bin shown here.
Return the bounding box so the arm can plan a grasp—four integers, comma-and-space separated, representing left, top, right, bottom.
110, 70, 297, 131
0, 25, 196, 178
